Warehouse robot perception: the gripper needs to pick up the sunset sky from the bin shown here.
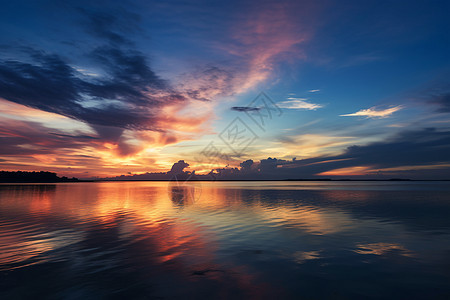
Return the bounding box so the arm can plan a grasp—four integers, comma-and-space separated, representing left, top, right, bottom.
0, 0, 449, 179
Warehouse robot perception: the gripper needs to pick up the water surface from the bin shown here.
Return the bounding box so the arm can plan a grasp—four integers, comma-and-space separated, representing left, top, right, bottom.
1, 181, 449, 299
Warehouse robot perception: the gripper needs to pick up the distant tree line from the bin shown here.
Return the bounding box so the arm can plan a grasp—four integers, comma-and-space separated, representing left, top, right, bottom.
0, 171, 78, 183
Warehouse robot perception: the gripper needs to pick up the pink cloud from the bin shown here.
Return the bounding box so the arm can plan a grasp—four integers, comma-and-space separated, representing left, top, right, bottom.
223, 2, 318, 92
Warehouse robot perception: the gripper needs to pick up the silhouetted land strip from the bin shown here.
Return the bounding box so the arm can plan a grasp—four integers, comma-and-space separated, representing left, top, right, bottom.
1, 171, 448, 182
0, 171, 78, 183
98, 178, 449, 182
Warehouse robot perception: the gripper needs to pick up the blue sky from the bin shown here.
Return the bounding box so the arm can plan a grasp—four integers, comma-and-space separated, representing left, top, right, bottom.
0, 0, 449, 178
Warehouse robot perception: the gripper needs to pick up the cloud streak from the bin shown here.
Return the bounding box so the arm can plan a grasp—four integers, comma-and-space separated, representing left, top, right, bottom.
278, 98, 323, 110
341, 105, 403, 118
231, 106, 261, 112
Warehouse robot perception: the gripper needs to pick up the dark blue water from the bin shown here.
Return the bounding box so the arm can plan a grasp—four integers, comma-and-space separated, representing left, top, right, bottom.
1, 181, 449, 299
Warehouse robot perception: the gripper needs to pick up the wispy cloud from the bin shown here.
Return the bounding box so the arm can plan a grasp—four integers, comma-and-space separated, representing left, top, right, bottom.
277, 98, 322, 110
338, 53, 386, 68
217, 1, 317, 93
429, 92, 450, 112
341, 105, 403, 118
308, 89, 320, 93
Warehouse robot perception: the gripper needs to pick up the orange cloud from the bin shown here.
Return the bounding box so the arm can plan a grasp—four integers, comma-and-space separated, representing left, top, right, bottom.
262, 134, 355, 159
318, 166, 373, 176
0, 91, 219, 177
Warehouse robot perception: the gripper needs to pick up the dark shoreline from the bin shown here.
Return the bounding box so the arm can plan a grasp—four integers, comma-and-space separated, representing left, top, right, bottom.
1, 179, 449, 183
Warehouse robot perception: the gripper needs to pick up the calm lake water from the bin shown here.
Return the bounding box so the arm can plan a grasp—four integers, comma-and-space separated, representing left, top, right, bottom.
1, 181, 449, 299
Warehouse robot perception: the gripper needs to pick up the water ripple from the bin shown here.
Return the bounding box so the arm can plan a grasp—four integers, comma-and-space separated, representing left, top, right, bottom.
1, 181, 449, 298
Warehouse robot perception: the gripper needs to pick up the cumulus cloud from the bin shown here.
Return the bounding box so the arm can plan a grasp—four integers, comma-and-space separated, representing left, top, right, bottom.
168, 160, 189, 175
340, 105, 403, 118
277, 98, 323, 110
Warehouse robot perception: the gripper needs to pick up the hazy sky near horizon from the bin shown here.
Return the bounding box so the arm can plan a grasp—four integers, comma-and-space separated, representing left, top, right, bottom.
0, 0, 449, 179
